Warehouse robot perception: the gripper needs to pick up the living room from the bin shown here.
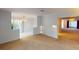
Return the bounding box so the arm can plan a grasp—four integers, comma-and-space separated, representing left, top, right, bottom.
0, 8, 79, 49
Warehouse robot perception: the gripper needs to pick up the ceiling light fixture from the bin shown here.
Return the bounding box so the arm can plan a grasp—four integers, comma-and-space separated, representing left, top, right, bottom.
40, 9, 45, 13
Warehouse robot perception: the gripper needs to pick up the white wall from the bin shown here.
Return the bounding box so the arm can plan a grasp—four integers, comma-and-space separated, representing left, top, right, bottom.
0, 10, 19, 44
33, 16, 43, 34
42, 10, 79, 39
42, 15, 58, 38
22, 16, 37, 36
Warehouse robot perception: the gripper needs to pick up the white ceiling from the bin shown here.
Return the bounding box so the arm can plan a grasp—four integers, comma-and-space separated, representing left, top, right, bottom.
1, 8, 79, 16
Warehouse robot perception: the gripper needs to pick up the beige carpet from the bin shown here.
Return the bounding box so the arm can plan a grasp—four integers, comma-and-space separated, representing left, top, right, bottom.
0, 34, 79, 50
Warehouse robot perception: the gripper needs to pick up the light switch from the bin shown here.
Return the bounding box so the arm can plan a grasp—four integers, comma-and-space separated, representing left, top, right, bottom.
52, 25, 57, 28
